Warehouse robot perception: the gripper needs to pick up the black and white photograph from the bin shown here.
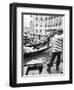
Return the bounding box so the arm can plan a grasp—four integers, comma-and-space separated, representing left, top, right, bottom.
10, 3, 72, 87
22, 14, 64, 76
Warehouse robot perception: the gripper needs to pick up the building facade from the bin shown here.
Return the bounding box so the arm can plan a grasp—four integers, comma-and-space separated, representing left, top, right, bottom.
24, 14, 64, 40
30, 14, 64, 40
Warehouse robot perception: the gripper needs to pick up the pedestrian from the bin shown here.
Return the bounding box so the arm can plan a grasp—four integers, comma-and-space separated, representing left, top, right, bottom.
47, 29, 63, 73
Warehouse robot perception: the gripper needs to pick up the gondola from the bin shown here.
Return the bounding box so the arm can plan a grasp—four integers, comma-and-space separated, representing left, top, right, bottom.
24, 46, 49, 58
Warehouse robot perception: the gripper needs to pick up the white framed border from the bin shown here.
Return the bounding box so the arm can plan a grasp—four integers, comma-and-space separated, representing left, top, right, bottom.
16, 7, 70, 84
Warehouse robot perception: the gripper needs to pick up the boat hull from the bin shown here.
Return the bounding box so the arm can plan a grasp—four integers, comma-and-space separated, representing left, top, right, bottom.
24, 47, 48, 58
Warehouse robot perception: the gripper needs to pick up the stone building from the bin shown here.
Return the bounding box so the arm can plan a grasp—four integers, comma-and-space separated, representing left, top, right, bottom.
23, 14, 64, 41
29, 14, 64, 40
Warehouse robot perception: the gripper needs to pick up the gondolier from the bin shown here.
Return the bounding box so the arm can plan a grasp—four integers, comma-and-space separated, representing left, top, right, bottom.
47, 29, 63, 73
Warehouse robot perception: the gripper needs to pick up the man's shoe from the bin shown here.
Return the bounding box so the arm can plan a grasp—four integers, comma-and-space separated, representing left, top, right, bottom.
47, 67, 51, 74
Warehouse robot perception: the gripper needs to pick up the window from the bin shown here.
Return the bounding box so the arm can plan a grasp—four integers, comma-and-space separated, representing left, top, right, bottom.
30, 21, 32, 23
59, 21, 62, 26
36, 17, 38, 20
30, 15, 32, 17
45, 24, 47, 27
36, 29, 38, 32
40, 29, 42, 33
56, 23, 58, 26
45, 17, 47, 20
40, 18, 43, 20
40, 24, 42, 27
54, 16, 56, 18
48, 25, 50, 27
45, 30, 47, 34
50, 16, 53, 19
36, 24, 38, 27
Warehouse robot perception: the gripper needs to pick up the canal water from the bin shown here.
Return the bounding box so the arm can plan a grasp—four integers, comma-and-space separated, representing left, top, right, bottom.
22, 48, 63, 75
23, 48, 51, 64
